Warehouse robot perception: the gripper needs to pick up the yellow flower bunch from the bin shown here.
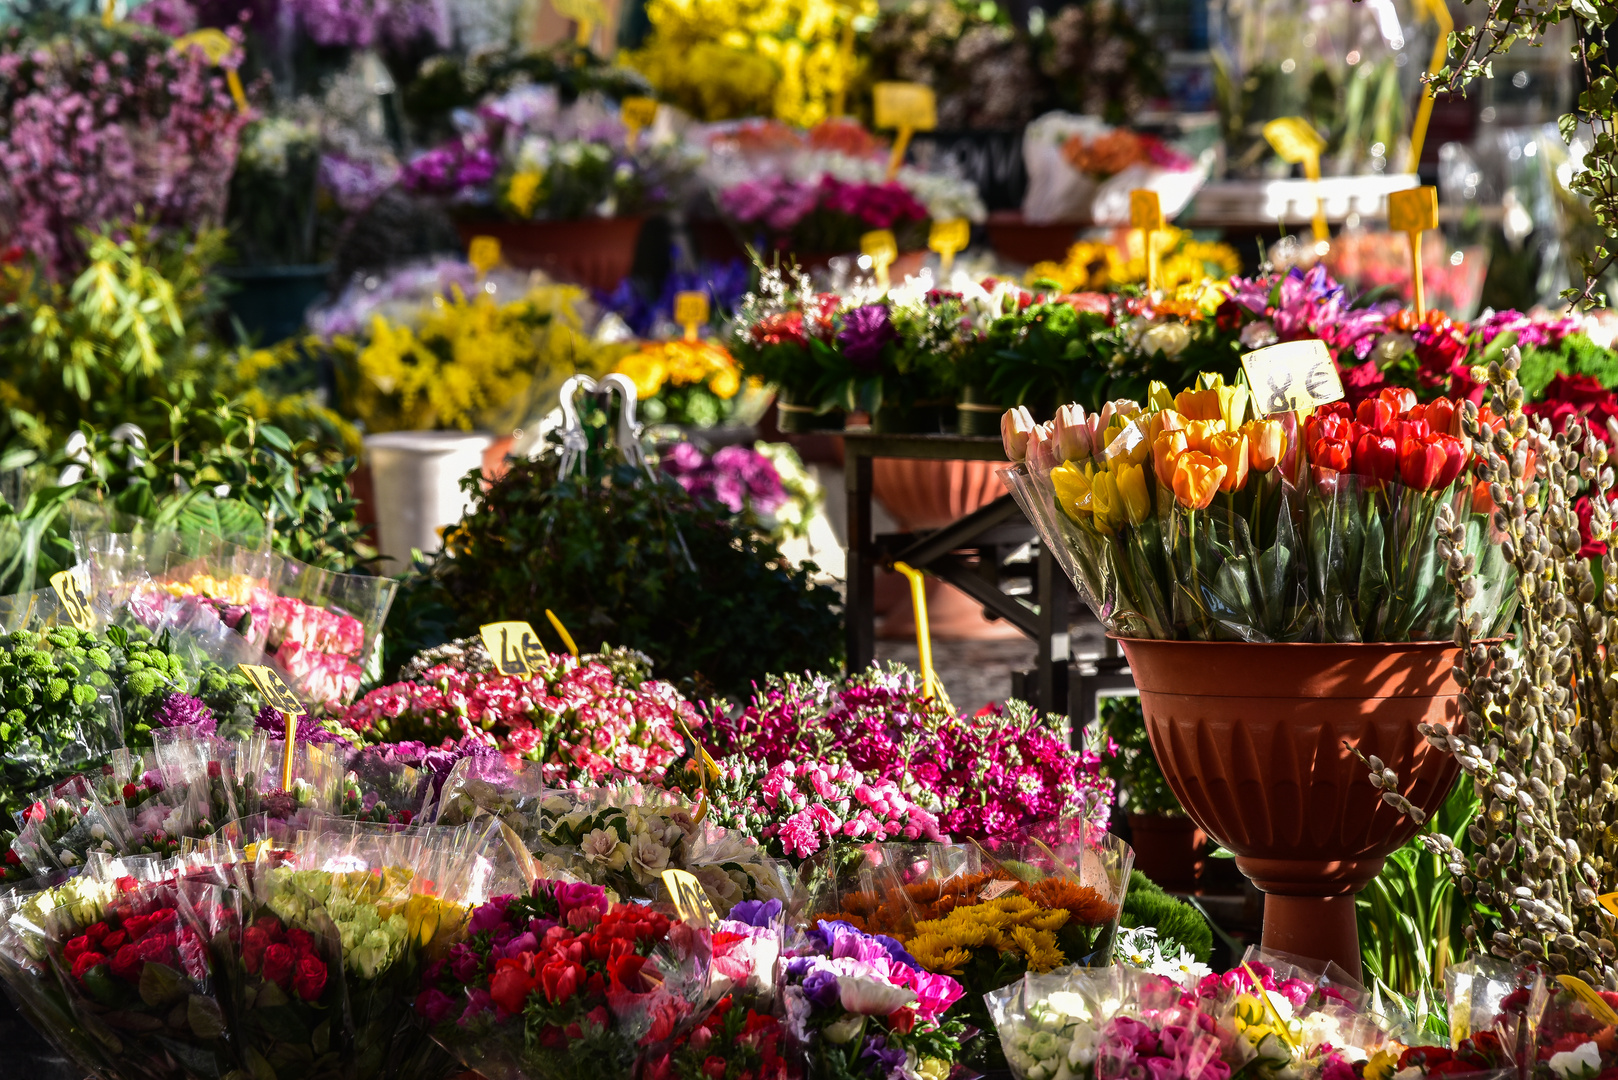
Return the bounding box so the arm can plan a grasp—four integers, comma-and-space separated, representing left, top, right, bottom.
614, 339, 742, 400
623, 0, 874, 126
907, 895, 1070, 976
1027, 229, 1243, 295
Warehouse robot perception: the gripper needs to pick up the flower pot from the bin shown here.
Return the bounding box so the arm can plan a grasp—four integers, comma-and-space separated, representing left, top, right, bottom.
219, 264, 330, 344
774, 390, 843, 434
956, 386, 1005, 438
363, 431, 496, 575
986, 210, 1084, 266
454, 217, 644, 292
1127, 813, 1204, 894
1116, 638, 1465, 978
873, 458, 1007, 531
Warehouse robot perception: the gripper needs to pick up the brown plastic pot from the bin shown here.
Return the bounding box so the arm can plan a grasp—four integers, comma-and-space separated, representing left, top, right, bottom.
1128, 813, 1203, 894
1116, 638, 1464, 978
454, 217, 644, 292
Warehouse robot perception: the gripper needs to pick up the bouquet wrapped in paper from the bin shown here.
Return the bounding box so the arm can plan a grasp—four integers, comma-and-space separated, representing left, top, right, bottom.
1001, 379, 1518, 642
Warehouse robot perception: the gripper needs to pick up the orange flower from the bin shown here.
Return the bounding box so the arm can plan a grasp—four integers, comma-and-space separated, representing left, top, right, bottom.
1016, 878, 1120, 927
1207, 431, 1250, 492
1184, 418, 1227, 453
1153, 429, 1188, 489
1146, 409, 1187, 444
1172, 451, 1226, 509
1174, 388, 1223, 421
1242, 418, 1287, 473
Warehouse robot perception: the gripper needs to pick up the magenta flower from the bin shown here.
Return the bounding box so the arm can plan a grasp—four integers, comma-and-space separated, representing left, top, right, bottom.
837, 303, 896, 371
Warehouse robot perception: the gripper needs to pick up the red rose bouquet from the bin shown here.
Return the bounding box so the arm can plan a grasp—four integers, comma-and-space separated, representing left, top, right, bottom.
417, 877, 711, 1080
642, 993, 801, 1080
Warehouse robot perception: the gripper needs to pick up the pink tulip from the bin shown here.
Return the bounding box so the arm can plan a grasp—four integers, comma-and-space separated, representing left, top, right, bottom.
1053, 403, 1093, 463
1001, 406, 1037, 461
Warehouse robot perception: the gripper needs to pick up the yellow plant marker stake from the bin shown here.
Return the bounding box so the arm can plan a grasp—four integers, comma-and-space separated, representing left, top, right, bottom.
102, 0, 117, 26
1388, 186, 1438, 320
892, 561, 936, 700
468, 236, 501, 278
173, 29, 249, 113
1406, 0, 1455, 173
48, 569, 95, 633
674, 291, 709, 343
661, 868, 718, 927
1129, 190, 1165, 294
928, 218, 970, 276
621, 96, 658, 150
238, 665, 305, 791
873, 82, 936, 182
861, 229, 898, 291
1557, 975, 1618, 1026
479, 620, 544, 675
831, 9, 858, 118
1263, 117, 1329, 244
551, 0, 605, 47
545, 609, 580, 659
1240, 963, 1299, 1050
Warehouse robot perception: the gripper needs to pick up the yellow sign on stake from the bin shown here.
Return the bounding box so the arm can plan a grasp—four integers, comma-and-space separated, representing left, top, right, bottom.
1388, 186, 1439, 319
238, 664, 305, 791
1406, 0, 1455, 173
49, 569, 94, 633
928, 218, 970, 275
468, 236, 502, 277
172, 29, 249, 113
551, 0, 605, 46
1264, 117, 1330, 244
545, 609, 580, 659
1130, 190, 1165, 293
1557, 975, 1618, 1027
1241, 340, 1344, 417
892, 561, 936, 700
674, 291, 709, 342
480, 621, 546, 676
861, 229, 898, 291
873, 82, 936, 182
621, 96, 658, 150
661, 868, 718, 927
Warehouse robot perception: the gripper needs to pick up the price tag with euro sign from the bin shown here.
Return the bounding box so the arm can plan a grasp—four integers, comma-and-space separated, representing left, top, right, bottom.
674, 291, 709, 340
661, 869, 717, 928
1129, 190, 1164, 232
49, 568, 94, 633
873, 82, 936, 132
1557, 975, 1618, 1026
1241, 340, 1344, 417
1388, 186, 1439, 234
480, 621, 546, 677
238, 664, 305, 717
621, 96, 658, 132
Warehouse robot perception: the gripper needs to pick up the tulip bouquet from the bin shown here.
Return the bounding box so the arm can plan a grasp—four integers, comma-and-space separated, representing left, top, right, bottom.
642, 992, 800, 1080
1001, 376, 1517, 643
781, 919, 967, 1080
416, 877, 712, 1080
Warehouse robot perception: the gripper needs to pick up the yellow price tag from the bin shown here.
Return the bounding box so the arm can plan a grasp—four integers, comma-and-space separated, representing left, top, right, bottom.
238, 664, 305, 717
621, 96, 658, 132
1598, 891, 1618, 918
861, 229, 898, 290
1557, 975, 1618, 1027
928, 218, 969, 273
1388, 186, 1439, 234
48, 569, 95, 633
1241, 339, 1344, 416
1263, 117, 1329, 243
873, 82, 937, 132
661, 868, 717, 927
172, 29, 249, 113
674, 291, 709, 341
480, 621, 546, 676
468, 236, 502, 276
1129, 190, 1165, 232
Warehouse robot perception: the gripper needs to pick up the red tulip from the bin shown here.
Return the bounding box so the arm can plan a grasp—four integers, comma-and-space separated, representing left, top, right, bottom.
1396, 418, 1430, 445
1398, 434, 1448, 490
1357, 396, 1396, 435
1434, 433, 1468, 489
1421, 396, 1458, 436
1311, 437, 1352, 472
1354, 430, 1399, 484
1306, 412, 1353, 448
1381, 386, 1418, 415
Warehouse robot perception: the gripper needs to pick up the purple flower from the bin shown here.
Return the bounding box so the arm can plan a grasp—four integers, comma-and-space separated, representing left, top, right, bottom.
861, 1034, 908, 1078
727, 898, 782, 927
153, 692, 217, 735
254, 705, 346, 745
801, 966, 841, 1009
467, 895, 514, 936
448, 942, 482, 983
837, 304, 896, 372
459, 987, 494, 1024
552, 881, 609, 922
415, 987, 456, 1025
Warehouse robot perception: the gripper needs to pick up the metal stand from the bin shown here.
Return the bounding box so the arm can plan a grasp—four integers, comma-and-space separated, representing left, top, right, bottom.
842, 430, 1072, 714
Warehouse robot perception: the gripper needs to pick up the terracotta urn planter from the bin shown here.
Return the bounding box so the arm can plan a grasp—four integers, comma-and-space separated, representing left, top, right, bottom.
1128, 813, 1203, 894
1116, 638, 1465, 978
454, 217, 644, 292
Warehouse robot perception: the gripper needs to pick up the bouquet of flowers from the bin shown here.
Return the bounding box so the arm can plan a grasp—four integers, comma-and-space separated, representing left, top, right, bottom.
416, 877, 712, 1080
615, 338, 748, 429
1001, 374, 1519, 643
781, 917, 967, 1080
532, 783, 793, 915
341, 646, 697, 784
269, 559, 396, 711
642, 992, 800, 1080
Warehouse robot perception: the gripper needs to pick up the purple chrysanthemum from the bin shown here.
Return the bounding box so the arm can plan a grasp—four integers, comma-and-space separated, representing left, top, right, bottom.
153, 692, 217, 736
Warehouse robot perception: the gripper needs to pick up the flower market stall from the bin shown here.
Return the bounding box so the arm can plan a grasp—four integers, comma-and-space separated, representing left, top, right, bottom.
8, 0, 1618, 1079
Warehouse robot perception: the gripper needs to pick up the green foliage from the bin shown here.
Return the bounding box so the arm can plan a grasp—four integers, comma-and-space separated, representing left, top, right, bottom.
1120, 870, 1213, 963
1517, 332, 1618, 399
964, 301, 1116, 414
1097, 695, 1184, 817
386, 415, 843, 697
1357, 780, 1482, 998
0, 220, 232, 450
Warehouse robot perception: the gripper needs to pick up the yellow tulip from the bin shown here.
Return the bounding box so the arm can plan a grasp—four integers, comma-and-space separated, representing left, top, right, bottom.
1091, 468, 1125, 534
1147, 380, 1175, 412
1153, 429, 1188, 490
1116, 463, 1151, 524
1214, 380, 1251, 428
1174, 387, 1222, 421
1184, 418, 1227, 453
1172, 451, 1226, 510
1242, 418, 1287, 472
1103, 418, 1151, 467
1207, 430, 1251, 492
1050, 461, 1094, 521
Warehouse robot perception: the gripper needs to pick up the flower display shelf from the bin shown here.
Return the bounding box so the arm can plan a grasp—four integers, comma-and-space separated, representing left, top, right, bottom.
843, 430, 1072, 712
454, 217, 644, 292
1117, 637, 1464, 977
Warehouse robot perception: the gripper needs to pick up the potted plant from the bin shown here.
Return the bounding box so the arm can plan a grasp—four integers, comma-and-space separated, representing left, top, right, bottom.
1098, 695, 1201, 894
1000, 360, 1518, 976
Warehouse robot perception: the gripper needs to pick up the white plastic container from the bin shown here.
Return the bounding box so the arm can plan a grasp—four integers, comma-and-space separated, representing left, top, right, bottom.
363, 431, 494, 574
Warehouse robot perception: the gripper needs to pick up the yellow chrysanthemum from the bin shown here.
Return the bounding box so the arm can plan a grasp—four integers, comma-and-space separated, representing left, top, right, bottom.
908, 933, 971, 975
1009, 924, 1066, 973
986, 894, 1037, 917
614, 350, 668, 399
505, 169, 544, 219
1021, 907, 1071, 933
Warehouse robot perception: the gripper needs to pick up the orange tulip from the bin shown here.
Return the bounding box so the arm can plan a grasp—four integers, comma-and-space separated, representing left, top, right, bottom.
1242, 418, 1287, 473
1207, 431, 1250, 492
1172, 451, 1227, 510
1153, 429, 1188, 490
1184, 418, 1227, 453
1174, 387, 1223, 421
1146, 409, 1187, 446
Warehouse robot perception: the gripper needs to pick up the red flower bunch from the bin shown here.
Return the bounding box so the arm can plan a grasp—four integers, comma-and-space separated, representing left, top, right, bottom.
1395, 1032, 1512, 1077
1528, 373, 1618, 447
241, 915, 329, 1002
642, 995, 800, 1080
1304, 389, 1470, 492
64, 902, 208, 990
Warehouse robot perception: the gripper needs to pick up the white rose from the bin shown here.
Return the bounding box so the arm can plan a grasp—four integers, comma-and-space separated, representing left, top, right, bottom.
1240, 320, 1278, 349
1549, 1042, 1603, 1080
1139, 321, 1191, 358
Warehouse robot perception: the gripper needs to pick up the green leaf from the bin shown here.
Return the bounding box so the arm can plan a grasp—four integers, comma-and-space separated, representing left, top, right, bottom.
138, 960, 187, 1007
188, 993, 227, 1040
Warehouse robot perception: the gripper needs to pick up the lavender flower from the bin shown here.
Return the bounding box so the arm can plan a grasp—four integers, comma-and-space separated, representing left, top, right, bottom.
837, 304, 896, 372
254, 704, 347, 745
